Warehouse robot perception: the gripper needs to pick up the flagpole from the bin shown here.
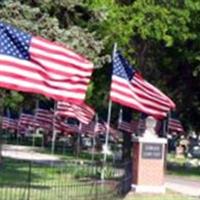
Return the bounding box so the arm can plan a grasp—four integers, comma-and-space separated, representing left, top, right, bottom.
103, 43, 117, 163
51, 101, 57, 155
92, 114, 98, 163
77, 122, 82, 158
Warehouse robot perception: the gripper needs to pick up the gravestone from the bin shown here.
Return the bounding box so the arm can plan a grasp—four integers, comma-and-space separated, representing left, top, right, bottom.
132, 116, 167, 193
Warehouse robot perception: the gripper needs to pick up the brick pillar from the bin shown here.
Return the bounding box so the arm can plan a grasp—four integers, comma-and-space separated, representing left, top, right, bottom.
132, 137, 167, 193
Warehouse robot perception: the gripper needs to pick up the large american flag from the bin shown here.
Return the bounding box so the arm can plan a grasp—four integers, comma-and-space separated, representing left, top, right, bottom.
168, 118, 184, 133
56, 101, 95, 124
110, 51, 175, 119
0, 22, 93, 103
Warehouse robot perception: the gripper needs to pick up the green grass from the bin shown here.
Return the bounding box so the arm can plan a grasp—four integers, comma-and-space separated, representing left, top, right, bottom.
0, 158, 117, 200
167, 154, 200, 180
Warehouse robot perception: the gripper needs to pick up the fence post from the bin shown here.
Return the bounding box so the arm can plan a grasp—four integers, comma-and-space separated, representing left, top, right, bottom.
27, 161, 32, 200
95, 179, 98, 200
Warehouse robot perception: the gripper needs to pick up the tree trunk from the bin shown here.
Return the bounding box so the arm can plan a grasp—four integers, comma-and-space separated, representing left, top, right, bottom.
121, 106, 133, 162
122, 131, 132, 162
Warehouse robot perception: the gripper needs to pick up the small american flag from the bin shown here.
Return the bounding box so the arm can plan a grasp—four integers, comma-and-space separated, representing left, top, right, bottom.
94, 122, 107, 133
118, 120, 138, 133
1, 117, 10, 129
56, 101, 95, 124
0, 21, 93, 103
81, 122, 95, 134
110, 51, 175, 119
35, 108, 53, 130
8, 118, 18, 130
18, 113, 37, 129
168, 118, 184, 132
117, 108, 138, 133
54, 117, 78, 133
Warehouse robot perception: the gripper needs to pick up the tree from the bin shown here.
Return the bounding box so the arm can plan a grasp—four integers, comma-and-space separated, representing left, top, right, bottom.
87, 0, 200, 132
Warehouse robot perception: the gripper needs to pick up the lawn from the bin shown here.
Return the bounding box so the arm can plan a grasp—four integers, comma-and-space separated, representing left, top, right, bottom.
166, 154, 200, 181
0, 158, 117, 200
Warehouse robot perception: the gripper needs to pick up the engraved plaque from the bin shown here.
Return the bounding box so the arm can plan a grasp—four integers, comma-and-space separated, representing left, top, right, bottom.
142, 143, 163, 159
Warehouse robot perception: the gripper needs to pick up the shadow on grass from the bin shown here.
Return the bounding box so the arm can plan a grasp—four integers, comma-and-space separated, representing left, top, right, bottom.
0, 158, 58, 186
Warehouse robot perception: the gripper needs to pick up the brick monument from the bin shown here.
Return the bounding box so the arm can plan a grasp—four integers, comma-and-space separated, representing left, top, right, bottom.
132, 116, 167, 193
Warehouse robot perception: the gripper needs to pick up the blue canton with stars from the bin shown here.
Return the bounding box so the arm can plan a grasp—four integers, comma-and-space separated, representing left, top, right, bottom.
0, 21, 32, 60
113, 51, 135, 81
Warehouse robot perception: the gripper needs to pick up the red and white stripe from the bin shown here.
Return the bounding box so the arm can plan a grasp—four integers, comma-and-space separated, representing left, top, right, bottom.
94, 122, 107, 133
0, 36, 93, 103
111, 55, 175, 119
111, 73, 175, 118
56, 101, 95, 124
35, 108, 53, 130
8, 118, 18, 130
81, 122, 95, 134
18, 113, 37, 129
1, 117, 10, 129
118, 120, 138, 133
168, 118, 184, 132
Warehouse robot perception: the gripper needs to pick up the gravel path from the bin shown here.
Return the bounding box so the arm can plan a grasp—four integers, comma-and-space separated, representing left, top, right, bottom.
165, 176, 200, 197
2, 144, 60, 162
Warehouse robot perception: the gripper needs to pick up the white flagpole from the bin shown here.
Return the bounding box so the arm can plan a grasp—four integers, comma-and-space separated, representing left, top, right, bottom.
77, 122, 82, 157
103, 43, 117, 163
51, 101, 57, 155
118, 107, 123, 128
92, 114, 98, 162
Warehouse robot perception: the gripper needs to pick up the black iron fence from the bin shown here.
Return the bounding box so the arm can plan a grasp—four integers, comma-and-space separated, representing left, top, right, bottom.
0, 159, 132, 200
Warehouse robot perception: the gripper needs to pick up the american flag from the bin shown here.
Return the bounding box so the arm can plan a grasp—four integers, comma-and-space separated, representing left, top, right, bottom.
18, 113, 37, 129
56, 101, 95, 124
8, 118, 18, 130
110, 51, 175, 119
118, 108, 137, 133
1, 117, 10, 129
54, 117, 79, 133
118, 117, 161, 134
168, 118, 184, 132
81, 122, 95, 134
94, 122, 107, 133
0, 22, 93, 103
35, 108, 53, 130
81, 121, 106, 135
118, 120, 138, 133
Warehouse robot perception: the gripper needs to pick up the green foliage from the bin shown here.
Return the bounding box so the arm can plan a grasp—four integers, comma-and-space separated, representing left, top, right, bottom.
87, 0, 200, 131
0, 0, 199, 132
